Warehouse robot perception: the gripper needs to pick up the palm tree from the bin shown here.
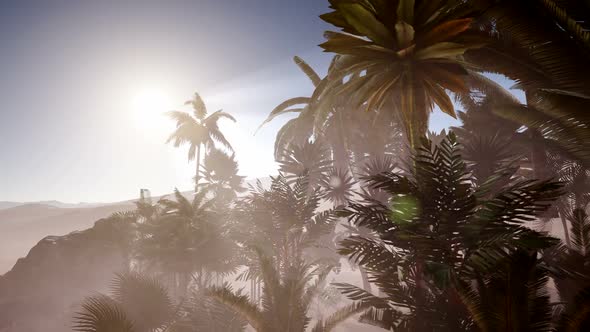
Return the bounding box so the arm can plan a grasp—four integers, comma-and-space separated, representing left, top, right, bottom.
336, 133, 563, 330
458, 233, 590, 331
198, 148, 246, 205
74, 272, 247, 332
316, 0, 485, 148
167, 92, 236, 191
465, 1, 590, 167
258, 56, 319, 160
174, 289, 247, 332
232, 174, 340, 278
206, 248, 367, 332
136, 189, 238, 296
456, 250, 554, 331
276, 139, 332, 190
451, 87, 531, 190
260, 56, 406, 176
543, 207, 590, 305
73, 272, 176, 332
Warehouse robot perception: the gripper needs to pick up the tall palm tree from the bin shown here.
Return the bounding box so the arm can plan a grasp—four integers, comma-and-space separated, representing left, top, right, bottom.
167, 92, 236, 191
316, 0, 485, 148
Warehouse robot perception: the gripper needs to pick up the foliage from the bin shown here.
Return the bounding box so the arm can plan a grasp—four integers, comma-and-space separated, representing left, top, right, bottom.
172, 289, 247, 332
206, 249, 364, 332
232, 174, 340, 281
465, 0, 590, 166
198, 148, 246, 204
317, 0, 485, 146
337, 133, 563, 330
136, 189, 238, 292
167, 92, 236, 189
73, 273, 176, 332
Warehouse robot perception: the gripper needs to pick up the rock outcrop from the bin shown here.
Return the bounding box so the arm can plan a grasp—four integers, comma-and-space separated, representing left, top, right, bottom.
0, 217, 130, 332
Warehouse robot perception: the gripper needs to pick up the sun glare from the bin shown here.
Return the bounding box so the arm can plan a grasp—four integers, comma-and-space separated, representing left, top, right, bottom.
131, 87, 174, 134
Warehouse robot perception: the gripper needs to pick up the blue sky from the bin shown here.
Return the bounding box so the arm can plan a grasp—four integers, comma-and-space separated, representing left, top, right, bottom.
0, 0, 507, 203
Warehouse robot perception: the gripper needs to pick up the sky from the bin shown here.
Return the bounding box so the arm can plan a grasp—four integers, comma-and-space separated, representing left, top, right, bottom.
0, 0, 472, 203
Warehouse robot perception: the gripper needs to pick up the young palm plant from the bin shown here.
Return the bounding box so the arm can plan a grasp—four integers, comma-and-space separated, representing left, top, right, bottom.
74, 272, 247, 332
73, 272, 176, 332
232, 174, 339, 282
336, 133, 563, 330
206, 248, 367, 332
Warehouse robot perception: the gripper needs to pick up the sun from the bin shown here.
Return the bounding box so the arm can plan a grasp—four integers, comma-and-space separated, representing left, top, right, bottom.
131, 87, 175, 133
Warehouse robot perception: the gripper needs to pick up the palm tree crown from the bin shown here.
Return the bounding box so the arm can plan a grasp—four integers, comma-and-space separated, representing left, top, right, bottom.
316, 0, 485, 147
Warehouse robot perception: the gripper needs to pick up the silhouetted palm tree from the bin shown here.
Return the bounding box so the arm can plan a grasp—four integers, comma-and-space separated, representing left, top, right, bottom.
198, 149, 246, 205
167, 93, 236, 191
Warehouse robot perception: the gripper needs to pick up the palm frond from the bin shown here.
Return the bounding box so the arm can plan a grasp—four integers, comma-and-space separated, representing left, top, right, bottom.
570, 208, 590, 256
110, 272, 175, 332
206, 285, 264, 331
73, 295, 135, 332
311, 301, 371, 332
294, 56, 322, 87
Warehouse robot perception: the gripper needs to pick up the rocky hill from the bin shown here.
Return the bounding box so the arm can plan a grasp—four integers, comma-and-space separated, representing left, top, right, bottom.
0, 202, 135, 273
0, 217, 130, 331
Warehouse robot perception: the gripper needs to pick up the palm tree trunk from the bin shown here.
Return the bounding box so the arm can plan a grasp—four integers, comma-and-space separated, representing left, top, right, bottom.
559, 207, 572, 248
530, 130, 549, 180
195, 144, 202, 192
179, 272, 190, 297
359, 266, 372, 293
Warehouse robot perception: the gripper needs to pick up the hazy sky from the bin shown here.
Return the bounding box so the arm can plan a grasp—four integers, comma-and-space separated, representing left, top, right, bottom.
0, 0, 465, 203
